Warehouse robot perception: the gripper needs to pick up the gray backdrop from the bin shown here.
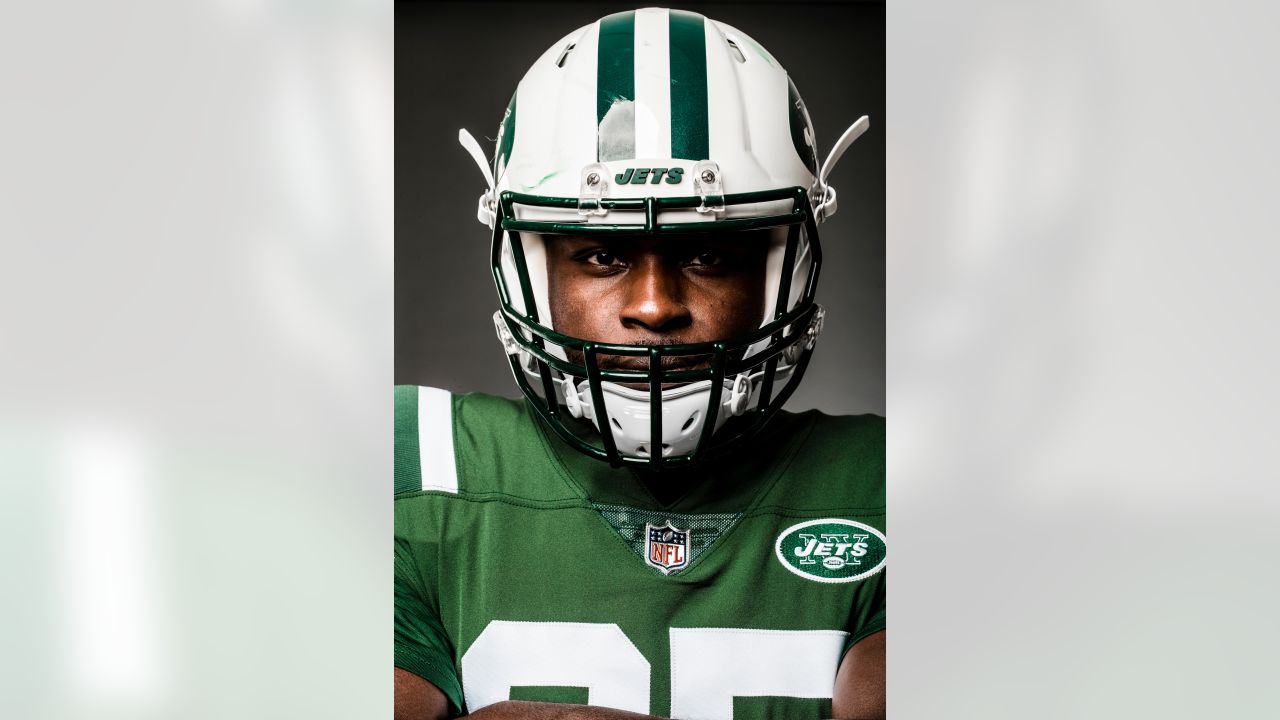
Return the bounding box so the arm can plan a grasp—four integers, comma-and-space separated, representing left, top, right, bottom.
396, 0, 884, 416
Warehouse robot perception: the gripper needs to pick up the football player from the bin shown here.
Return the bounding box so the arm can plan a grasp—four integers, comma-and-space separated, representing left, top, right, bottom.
395, 8, 884, 719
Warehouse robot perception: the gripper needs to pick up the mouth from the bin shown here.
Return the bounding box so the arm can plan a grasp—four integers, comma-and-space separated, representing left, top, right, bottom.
558, 347, 717, 392
598, 355, 713, 374
592, 357, 712, 393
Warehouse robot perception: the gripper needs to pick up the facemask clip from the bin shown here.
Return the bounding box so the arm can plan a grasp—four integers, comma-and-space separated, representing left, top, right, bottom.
693, 161, 726, 214
783, 306, 827, 364
805, 306, 826, 350
477, 191, 496, 228
492, 311, 521, 356
813, 184, 837, 223
577, 163, 610, 216
727, 373, 751, 415
562, 378, 588, 419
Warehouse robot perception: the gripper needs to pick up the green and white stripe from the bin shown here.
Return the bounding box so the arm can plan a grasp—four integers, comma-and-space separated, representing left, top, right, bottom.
594, 8, 710, 162
495, 7, 816, 198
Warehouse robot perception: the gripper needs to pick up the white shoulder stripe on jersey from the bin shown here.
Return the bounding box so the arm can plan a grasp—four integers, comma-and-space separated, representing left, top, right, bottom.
417, 386, 458, 493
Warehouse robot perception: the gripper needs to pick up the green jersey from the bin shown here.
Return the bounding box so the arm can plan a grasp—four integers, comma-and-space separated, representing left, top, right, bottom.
394, 386, 886, 719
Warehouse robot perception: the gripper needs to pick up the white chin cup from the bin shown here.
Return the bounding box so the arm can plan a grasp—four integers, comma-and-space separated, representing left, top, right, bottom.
560, 377, 755, 459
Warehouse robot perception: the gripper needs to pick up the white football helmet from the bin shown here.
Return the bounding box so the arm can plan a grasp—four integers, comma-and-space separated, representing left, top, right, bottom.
459, 7, 868, 468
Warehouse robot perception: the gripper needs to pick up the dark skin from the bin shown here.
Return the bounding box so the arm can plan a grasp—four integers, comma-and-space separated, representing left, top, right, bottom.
547, 232, 770, 506
542, 231, 770, 373
395, 233, 885, 719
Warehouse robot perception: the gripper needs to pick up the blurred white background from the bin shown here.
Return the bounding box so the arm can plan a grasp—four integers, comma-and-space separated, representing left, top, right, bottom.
889, 0, 1280, 717
2, 0, 1279, 717
0, 1, 390, 718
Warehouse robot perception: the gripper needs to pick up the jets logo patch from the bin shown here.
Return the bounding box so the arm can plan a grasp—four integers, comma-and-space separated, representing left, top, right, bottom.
644, 521, 690, 575
774, 519, 886, 584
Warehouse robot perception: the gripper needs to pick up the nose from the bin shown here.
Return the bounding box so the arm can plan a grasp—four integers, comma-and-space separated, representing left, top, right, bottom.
619, 256, 691, 334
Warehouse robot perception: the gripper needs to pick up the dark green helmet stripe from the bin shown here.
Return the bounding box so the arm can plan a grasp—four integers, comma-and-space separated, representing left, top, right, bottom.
668, 10, 708, 161
596, 10, 636, 161
495, 91, 517, 178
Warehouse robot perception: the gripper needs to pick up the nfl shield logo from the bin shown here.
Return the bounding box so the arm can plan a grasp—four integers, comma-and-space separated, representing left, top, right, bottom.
644, 521, 690, 575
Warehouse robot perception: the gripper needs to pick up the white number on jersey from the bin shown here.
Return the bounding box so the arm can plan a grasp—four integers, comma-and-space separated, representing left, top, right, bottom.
460, 621, 650, 713
669, 627, 848, 718
460, 621, 848, 718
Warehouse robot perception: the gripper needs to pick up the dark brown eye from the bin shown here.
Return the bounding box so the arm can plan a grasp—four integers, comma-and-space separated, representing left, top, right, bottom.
688, 252, 723, 267
587, 251, 620, 266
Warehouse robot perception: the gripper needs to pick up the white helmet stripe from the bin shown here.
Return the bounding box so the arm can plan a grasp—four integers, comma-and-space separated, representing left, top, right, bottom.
633, 8, 672, 160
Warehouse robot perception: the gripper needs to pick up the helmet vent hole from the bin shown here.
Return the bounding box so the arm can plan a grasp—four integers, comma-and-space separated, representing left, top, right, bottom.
725, 36, 746, 63
681, 412, 700, 433
634, 444, 671, 458
611, 417, 622, 430
555, 43, 576, 68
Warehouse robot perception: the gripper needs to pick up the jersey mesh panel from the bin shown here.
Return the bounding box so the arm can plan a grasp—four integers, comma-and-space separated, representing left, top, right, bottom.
592, 503, 740, 568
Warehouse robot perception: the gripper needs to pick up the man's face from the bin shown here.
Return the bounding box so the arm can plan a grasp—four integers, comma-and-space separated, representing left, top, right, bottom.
542, 231, 769, 373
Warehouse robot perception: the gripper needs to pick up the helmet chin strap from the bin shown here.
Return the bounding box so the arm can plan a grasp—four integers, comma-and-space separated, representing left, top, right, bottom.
814, 115, 870, 222
458, 128, 497, 228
